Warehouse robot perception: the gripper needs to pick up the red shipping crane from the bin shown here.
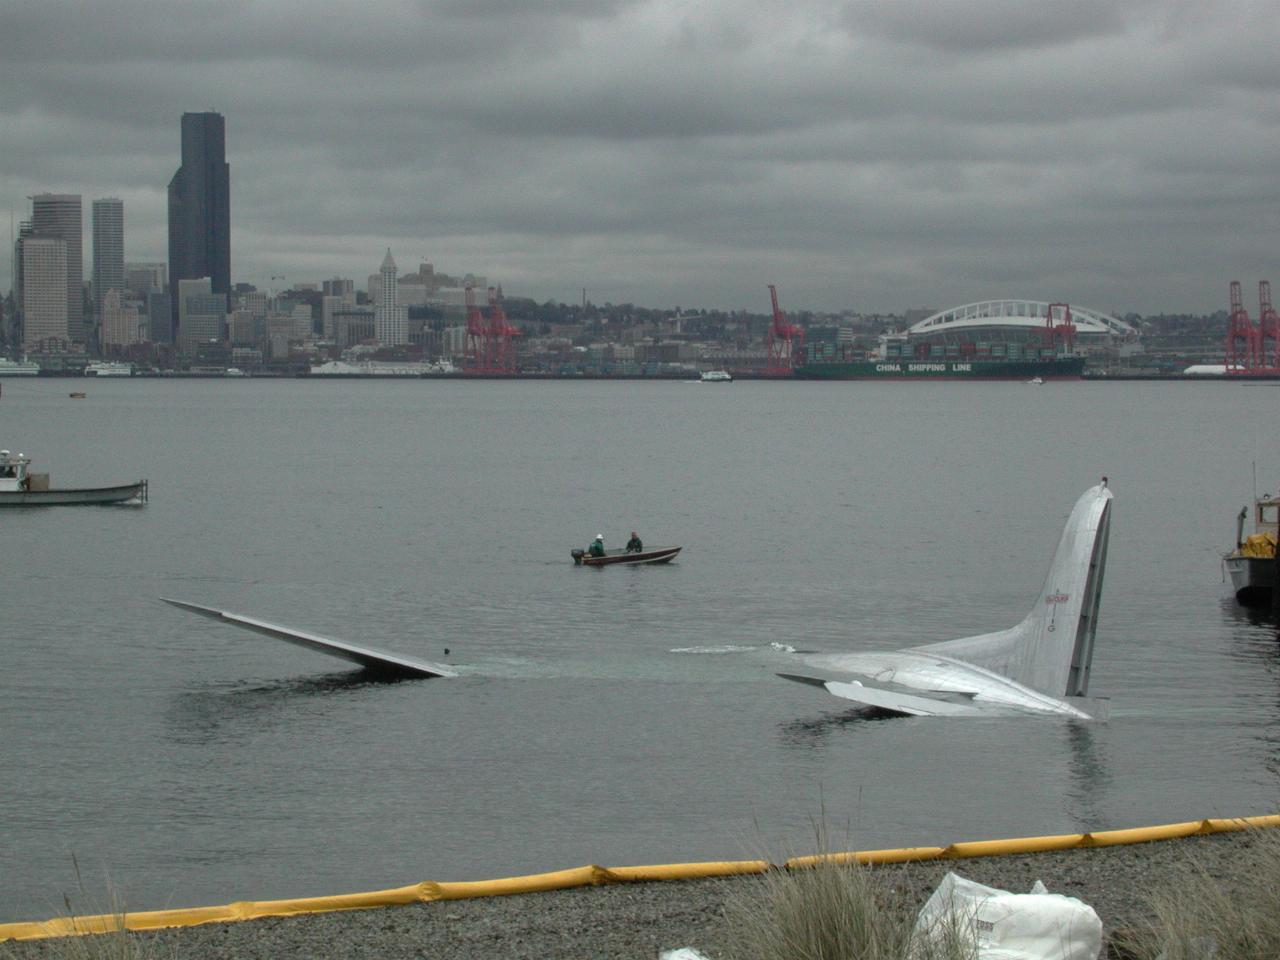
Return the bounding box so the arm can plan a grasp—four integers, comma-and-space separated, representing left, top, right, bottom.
1044, 303, 1077, 352
464, 285, 490, 373
1226, 280, 1258, 373
766, 284, 805, 376
1257, 281, 1280, 372
486, 287, 519, 375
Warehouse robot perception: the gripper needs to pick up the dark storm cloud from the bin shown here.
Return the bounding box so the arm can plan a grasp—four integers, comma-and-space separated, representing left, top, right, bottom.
3, 0, 1279, 313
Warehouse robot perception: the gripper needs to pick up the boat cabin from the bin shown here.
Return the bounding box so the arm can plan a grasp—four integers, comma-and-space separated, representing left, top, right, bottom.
1255, 495, 1280, 533
1235, 492, 1280, 553
0, 450, 31, 492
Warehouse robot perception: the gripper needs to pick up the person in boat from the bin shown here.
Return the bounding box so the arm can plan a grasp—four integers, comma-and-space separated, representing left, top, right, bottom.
625, 532, 643, 553
588, 534, 606, 558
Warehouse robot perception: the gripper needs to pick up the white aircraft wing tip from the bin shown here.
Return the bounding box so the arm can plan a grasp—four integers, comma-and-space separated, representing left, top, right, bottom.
776, 672, 833, 689
160, 597, 454, 680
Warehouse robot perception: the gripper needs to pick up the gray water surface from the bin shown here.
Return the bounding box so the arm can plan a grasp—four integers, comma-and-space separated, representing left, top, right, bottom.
1, 377, 1277, 920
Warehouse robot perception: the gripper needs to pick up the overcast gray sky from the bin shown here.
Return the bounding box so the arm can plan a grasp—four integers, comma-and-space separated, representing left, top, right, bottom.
3, 0, 1278, 314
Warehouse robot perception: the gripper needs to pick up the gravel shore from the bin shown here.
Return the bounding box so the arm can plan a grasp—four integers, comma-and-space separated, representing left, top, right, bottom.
2, 831, 1264, 959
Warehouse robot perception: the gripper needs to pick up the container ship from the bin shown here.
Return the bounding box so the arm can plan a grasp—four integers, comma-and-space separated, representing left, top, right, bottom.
794, 332, 1086, 380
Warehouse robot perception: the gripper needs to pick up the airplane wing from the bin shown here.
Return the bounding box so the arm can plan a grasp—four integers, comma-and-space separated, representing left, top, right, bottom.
161, 598, 456, 679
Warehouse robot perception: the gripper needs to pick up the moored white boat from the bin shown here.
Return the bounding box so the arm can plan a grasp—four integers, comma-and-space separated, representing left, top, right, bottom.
1225, 492, 1278, 605
700, 369, 732, 382
0, 449, 148, 507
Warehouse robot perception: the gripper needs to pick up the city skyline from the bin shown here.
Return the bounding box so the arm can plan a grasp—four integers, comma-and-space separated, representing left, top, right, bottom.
2, 2, 1279, 316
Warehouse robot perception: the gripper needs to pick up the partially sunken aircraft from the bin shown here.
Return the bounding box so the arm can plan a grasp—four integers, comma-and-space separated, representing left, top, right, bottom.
162, 482, 1111, 717
780, 481, 1113, 719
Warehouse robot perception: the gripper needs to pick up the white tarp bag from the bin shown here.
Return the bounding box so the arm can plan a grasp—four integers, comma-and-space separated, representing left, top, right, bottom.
913, 871, 1103, 960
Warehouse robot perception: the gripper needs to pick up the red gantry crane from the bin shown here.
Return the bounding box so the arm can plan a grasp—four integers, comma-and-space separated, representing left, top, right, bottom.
464, 284, 490, 373
1043, 303, 1077, 352
1226, 280, 1258, 373
464, 284, 520, 375
486, 286, 520, 375
766, 284, 805, 377
1257, 281, 1280, 372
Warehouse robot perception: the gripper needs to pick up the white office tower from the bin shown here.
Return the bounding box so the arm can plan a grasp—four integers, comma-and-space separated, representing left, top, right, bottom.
92, 198, 125, 322
100, 288, 141, 348
21, 236, 69, 350
375, 248, 408, 346
29, 194, 83, 336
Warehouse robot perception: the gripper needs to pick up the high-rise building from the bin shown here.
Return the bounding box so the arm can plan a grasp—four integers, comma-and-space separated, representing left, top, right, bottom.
176, 276, 225, 358
12, 220, 33, 325
168, 112, 230, 322
29, 194, 83, 340
375, 248, 408, 346
100, 288, 141, 349
323, 277, 355, 301
146, 291, 171, 345
92, 198, 125, 323
125, 262, 167, 297
21, 236, 69, 350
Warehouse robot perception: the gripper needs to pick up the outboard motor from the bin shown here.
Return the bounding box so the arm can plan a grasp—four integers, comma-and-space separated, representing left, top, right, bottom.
570, 548, 586, 565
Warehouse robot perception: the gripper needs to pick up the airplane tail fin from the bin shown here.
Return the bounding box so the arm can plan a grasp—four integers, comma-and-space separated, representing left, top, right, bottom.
921, 482, 1113, 699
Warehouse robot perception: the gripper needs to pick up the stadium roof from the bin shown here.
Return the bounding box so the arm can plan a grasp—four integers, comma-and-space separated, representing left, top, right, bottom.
909, 300, 1136, 339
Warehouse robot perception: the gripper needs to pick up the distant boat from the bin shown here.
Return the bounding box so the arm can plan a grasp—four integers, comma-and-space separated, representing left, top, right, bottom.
0, 357, 40, 377
84, 361, 133, 377
700, 370, 733, 382
224, 368, 246, 377
68, 391, 87, 399
0, 449, 148, 507
1026, 376, 1045, 385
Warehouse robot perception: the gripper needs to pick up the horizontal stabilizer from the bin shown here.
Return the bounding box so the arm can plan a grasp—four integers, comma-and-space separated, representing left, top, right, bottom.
823, 680, 983, 717
779, 673, 978, 716
161, 598, 455, 679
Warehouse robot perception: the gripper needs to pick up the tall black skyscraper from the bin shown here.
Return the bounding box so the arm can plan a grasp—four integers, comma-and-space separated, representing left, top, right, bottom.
168, 112, 230, 335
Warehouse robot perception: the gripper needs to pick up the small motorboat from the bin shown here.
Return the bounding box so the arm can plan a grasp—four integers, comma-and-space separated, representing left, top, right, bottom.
571, 546, 681, 566
700, 370, 733, 382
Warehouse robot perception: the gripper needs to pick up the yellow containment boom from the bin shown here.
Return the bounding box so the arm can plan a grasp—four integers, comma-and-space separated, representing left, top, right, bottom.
3, 814, 1278, 942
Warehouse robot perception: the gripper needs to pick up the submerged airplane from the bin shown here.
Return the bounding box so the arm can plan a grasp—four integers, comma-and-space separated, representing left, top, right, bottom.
160, 598, 456, 679
779, 481, 1113, 719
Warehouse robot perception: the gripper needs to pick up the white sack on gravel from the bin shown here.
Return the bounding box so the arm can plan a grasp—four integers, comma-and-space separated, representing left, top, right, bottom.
913, 870, 1102, 960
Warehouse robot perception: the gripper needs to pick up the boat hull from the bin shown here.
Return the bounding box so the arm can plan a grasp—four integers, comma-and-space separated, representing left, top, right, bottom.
1224, 553, 1274, 605
572, 546, 681, 566
794, 357, 1086, 380
0, 481, 148, 507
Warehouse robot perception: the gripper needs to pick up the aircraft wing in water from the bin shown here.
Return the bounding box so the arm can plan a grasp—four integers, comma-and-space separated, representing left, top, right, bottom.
779, 482, 1113, 720
161, 598, 456, 679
